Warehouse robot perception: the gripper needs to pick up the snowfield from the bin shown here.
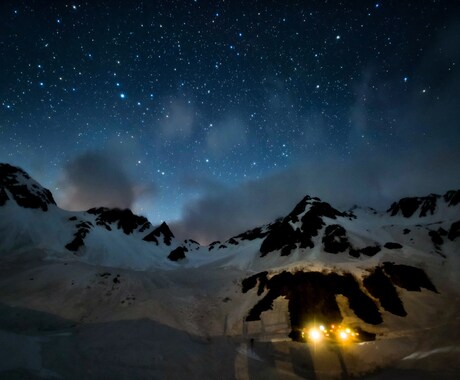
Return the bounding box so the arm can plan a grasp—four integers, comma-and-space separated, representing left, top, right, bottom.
1, 163, 459, 379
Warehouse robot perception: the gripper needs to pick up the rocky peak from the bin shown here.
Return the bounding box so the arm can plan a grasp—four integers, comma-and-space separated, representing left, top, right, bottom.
444, 190, 460, 207
260, 195, 352, 257
87, 207, 151, 235
387, 190, 460, 218
143, 221, 175, 246
0, 163, 56, 211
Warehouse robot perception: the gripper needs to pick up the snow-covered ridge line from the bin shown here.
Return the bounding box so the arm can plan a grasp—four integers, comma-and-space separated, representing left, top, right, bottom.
1, 162, 460, 272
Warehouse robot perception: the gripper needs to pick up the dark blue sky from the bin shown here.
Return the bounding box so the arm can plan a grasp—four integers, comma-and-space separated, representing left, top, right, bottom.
1, 1, 459, 242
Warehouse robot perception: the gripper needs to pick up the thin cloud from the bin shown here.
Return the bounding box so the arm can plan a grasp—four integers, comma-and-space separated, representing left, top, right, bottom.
159, 100, 194, 139
206, 117, 247, 156
58, 150, 156, 211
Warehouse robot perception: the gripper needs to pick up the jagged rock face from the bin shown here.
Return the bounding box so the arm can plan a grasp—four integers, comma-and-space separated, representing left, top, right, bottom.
243, 270, 381, 342
260, 197, 348, 257
168, 246, 188, 261
258, 196, 387, 259
260, 221, 298, 257
208, 241, 221, 251
65, 219, 93, 253
363, 267, 406, 316
362, 263, 437, 318
381, 262, 438, 293
233, 226, 270, 241
444, 190, 460, 206
387, 194, 439, 217
387, 190, 460, 218
428, 228, 447, 252
448, 221, 460, 241
143, 222, 174, 245
87, 207, 151, 235
64, 212, 176, 254
183, 239, 200, 251
0, 163, 56, 211
0, 187, 8, 206
322, 224, 350, 254
242, 263, 437, 342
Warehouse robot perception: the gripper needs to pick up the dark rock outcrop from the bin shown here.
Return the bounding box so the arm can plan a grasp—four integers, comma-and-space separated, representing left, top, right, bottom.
349, 245, 381, 258
384, 242, 403, 249
88, 207, 151, 235
0, 163, 56, 211
387, 194, 439, 218
65, 220, 93, 253
243, 270, 381, 342
234, 225, 274, 241
386, 190, 459, 218
382, 262, 438, 293
260, 221, 297, 257
227, 238, 238, 245
428, 229, 445, 250
260, 196, 347, 257
444, 190, 460, 206
242, 271, 268, 295
184, 239, 200, 250
448, 221, 460, 241
243, 264, 437, 343
0, 187, 9, 206
168, 246, 188, 261
322, 224, 350, 253
143, 222, 174, 245
363, 267, 407, 316
208, 241, 221, 251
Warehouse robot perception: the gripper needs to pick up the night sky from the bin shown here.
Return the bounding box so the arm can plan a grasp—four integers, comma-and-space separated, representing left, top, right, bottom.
1, 1, 459, 243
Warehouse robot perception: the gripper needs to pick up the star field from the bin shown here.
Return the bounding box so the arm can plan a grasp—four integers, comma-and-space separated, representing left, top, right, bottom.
1, 1, 459, 240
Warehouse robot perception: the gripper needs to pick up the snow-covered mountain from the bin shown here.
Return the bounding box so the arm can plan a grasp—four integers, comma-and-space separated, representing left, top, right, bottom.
1, 163, 459, 379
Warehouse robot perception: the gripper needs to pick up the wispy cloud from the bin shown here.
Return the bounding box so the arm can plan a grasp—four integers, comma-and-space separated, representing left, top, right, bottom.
206, 117, 247, 156
159, 100, 194, 139
58, 150, 156, 211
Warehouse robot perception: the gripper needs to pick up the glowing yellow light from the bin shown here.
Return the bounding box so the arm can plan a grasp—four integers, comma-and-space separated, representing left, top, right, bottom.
346, 328, 351, 333
309, 328, 322, 342
319, 325, 325, 331
339, 331, 348, 340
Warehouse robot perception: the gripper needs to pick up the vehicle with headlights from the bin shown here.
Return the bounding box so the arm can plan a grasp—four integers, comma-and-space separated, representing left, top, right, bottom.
301, 324, 361, 344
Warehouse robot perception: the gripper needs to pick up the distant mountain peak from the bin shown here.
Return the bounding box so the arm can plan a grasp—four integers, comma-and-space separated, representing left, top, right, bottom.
143, 221, 175, 246
259, 195, 353, 257
444, 190, 460, 207
87, 207, 151, 235
0, 163, 56, 211
387, 190, 460, 218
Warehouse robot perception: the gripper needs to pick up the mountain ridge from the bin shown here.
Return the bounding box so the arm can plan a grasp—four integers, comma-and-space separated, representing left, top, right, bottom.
1, 162, 459, 267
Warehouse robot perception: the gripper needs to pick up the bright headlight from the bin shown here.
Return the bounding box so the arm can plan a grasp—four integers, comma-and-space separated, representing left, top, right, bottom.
309, 328, 322, 342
